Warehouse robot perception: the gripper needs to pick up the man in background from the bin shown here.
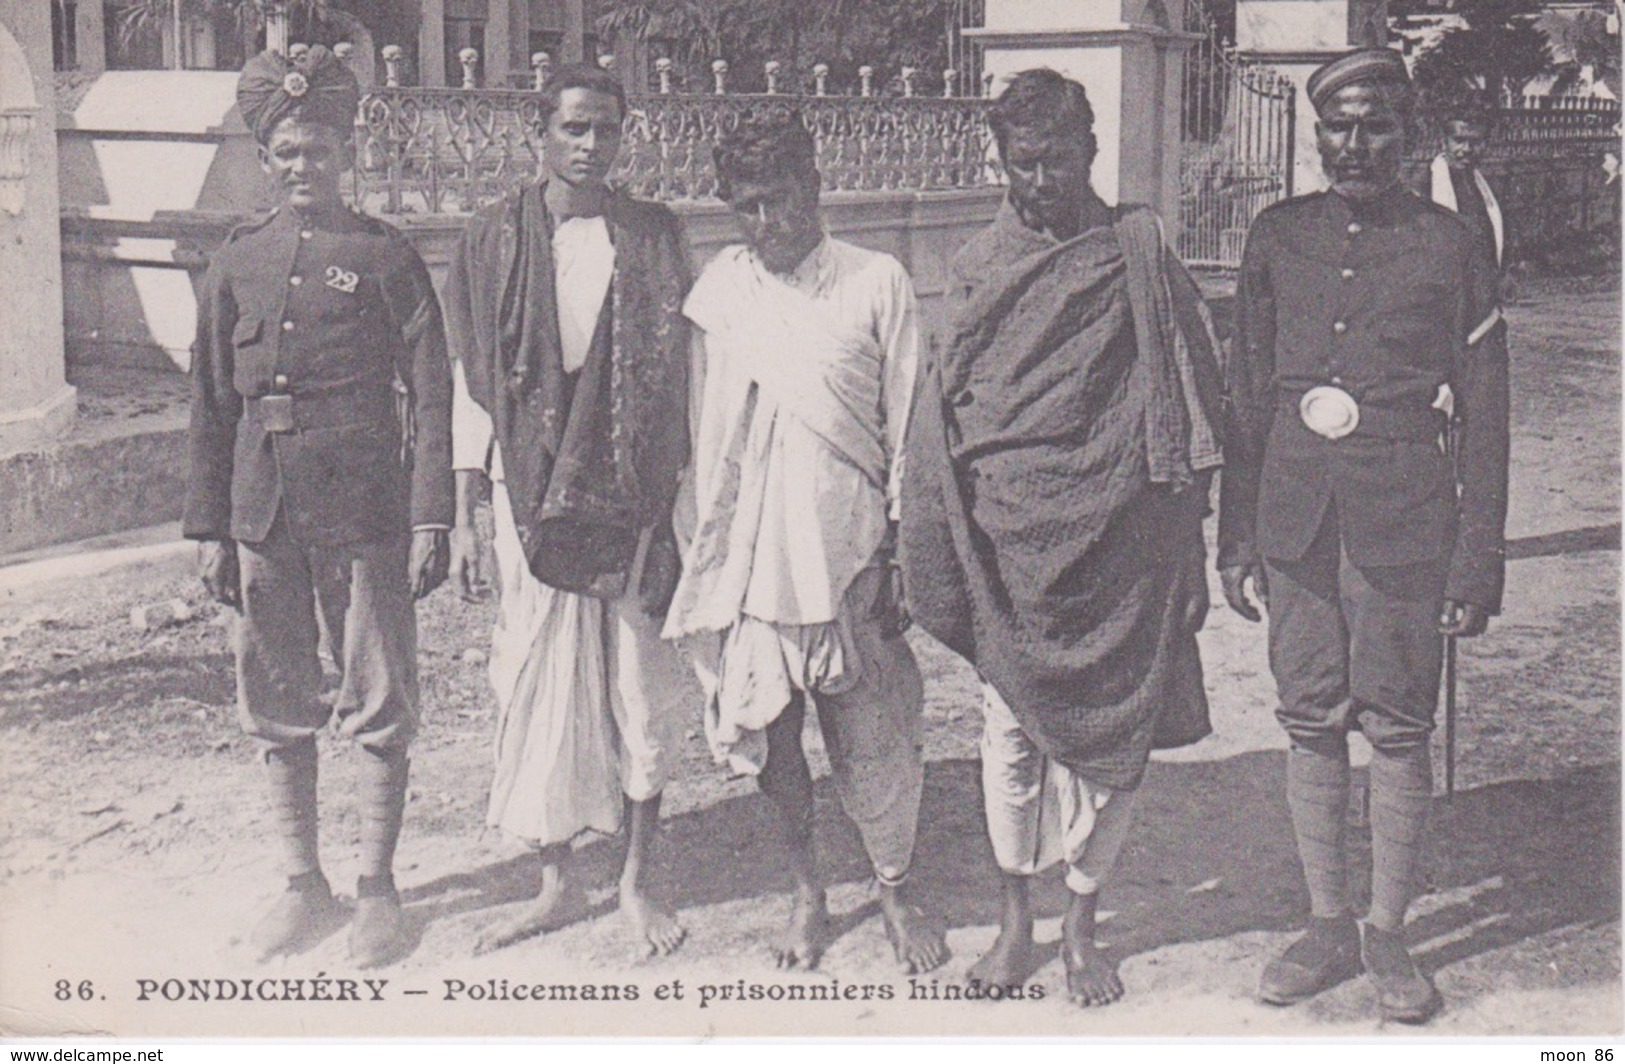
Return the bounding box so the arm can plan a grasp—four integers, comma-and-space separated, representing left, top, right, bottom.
1430, 99, 1504, 268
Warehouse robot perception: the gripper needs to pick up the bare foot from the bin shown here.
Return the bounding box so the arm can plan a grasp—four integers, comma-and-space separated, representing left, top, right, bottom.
1063, 942, 1124, 1006
771, 885, 830, 969
474, 862, 584, 955
1062, 899, 1123, 1007
879, 882, 950, 975
967, 924, 1034, 988
621, 882, 686, 957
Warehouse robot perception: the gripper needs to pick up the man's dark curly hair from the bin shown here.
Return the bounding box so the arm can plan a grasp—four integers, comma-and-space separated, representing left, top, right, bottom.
713, 107, 820, 203
988, 68, 1096, 156
539, 63, 626, 122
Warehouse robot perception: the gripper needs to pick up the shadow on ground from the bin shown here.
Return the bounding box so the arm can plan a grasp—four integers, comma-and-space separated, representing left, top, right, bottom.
0, 651, 235, 727
402, 752, 1620, 988
1507, 523, 1621, 561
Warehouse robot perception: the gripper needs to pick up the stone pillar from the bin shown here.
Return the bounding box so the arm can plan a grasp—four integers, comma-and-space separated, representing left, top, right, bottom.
265, 2, 290, 54
0, 2, 74, 452
1237, 0, 1388, 193
420, 0, 447, 86
76, 0, 105, 75
485, 0, 512, 87
562, 0, 585, 63
505, 0, 529, 79
967, 0, 1200, 217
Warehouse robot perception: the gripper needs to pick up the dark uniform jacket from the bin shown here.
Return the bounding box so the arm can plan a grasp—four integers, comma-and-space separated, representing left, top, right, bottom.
1217, 190, 1509, 612
184, 206, 455, 547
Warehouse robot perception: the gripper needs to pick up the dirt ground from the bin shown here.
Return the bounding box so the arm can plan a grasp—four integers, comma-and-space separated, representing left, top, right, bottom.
0, 278, 1619, 1040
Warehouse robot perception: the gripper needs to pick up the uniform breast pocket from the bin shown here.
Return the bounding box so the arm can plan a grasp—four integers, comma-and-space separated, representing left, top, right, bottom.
312, 272, 377, 328
1376, 279, 1450, 334
230, 317, 269, 394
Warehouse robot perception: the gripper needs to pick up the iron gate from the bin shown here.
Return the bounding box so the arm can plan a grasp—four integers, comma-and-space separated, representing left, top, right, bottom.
1178, 4, 1296, 268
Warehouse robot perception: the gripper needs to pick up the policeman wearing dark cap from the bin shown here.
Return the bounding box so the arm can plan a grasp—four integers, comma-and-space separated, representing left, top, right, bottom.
1217, 48, 1508, 1023
184, 46, 454, 967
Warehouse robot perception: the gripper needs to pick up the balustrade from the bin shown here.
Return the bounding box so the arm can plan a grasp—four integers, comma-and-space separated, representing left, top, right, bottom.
348, 46, 997, 215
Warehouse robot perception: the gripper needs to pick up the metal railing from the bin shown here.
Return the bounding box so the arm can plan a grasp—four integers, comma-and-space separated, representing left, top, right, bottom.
1479, 96, 1620, 159
1176, 8, 1296, 269
1406, 97, 1621, 265
352, 48, 997, 215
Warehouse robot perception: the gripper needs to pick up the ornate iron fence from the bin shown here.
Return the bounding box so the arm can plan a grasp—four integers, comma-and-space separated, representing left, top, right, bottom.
352, 57, 996, 215
1177, 10, 1296, 269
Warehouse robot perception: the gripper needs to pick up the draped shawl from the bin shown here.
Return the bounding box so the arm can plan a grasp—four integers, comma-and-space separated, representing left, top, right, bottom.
900, 202, 1223, 790
444, 184, 691, 597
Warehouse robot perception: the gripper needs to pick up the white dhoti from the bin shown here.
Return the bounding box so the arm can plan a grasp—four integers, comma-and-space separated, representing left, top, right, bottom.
683, 566, 925, 883
484, 481, 691, 847
980, 684, 1139, 895
452, 217, 693, 849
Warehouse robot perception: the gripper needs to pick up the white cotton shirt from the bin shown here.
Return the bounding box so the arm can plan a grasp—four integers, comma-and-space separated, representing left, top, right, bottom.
664, 236, 920, 633
451, 214, 616, 481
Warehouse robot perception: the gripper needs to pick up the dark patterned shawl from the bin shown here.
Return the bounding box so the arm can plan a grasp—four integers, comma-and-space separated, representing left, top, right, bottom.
444, 184, 691, 597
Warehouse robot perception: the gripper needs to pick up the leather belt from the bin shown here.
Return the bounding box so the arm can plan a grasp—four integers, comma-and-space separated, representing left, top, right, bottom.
244, 386, 397, 434
1278, 393, 1446, 444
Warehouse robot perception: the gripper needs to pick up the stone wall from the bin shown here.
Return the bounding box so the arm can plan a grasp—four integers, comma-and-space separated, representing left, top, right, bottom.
62, 187, 1005, 376
29, 187, 1000, 554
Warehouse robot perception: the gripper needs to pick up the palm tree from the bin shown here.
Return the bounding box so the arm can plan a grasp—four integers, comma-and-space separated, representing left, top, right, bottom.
596, 0, 725, 83
112, 0, 358, 65
1538, 8, 1622, 99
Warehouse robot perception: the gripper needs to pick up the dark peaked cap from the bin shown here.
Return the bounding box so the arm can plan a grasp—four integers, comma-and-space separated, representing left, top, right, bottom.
237, 45, 359, 144
1306, 47, 1410, 113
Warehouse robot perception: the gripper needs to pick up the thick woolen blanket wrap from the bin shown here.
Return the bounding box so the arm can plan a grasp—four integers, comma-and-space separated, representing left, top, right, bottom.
900, 202, 1223, 790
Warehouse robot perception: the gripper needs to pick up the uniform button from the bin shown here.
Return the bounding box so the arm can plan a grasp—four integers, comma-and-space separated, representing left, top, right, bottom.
300, 230, 313, 240
289, 275, 303, 286
1340, 268, 1355, 280
273, 373, 288, 389
1333, 321, 1348, 334
281, 320, 294, 332
1346, 222, 1362, 235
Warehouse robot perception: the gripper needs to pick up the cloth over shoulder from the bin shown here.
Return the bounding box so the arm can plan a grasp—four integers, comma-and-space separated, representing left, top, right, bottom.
442, 185, 691, 597
901, 201, 1221, 790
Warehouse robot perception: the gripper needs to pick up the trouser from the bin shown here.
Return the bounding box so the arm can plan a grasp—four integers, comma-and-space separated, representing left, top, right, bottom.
699, 566, 927, 884
1264, 509, 1444, 928
979, 684, 1139, 895
235, 509, 418, 885
236, 509, 419, 755
1265, 508, 1446, 754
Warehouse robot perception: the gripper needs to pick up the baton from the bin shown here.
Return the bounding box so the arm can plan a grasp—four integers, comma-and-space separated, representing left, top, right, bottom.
1443, 411, 1461, 801
1444, 632, 1457, 800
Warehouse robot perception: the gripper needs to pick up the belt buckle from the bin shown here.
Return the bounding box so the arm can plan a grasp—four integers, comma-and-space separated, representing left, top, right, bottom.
259, 394, 295, 433
1299, 386, 1360, 441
